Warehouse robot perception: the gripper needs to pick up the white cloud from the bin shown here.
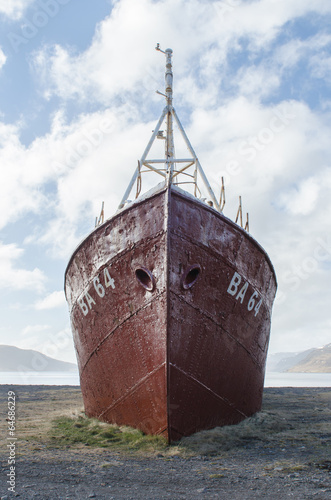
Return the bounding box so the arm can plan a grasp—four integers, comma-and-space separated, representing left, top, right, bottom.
35, 290, 66, 310
0, 107, 116, 235
227, 33, 331, 100
1, 0, 331, 357
2, 1, 331, 266
21, 324, 50, 336
279, 178, 320, 215
0, 0, 36, 20
275, 33, 331, 70
237, 66, 280, 99
0, 47, 6, 69
310, 53, 331, 82
0, 121, 50, 229
29, 0, 331, 118
0, 242, 46, 293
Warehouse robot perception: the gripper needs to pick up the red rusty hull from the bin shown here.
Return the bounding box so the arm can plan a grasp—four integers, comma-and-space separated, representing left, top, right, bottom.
65, 185, 277, 442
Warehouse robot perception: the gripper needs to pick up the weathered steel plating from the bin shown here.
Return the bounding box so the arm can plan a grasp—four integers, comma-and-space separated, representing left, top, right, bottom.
65, 186, 276, 442
65, 47, 277, 443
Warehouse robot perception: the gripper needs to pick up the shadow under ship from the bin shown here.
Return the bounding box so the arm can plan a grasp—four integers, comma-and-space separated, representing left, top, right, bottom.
65, 47, 277, 443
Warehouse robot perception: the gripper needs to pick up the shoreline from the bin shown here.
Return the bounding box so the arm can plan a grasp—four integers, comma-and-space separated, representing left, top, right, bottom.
1, 371, 331, 387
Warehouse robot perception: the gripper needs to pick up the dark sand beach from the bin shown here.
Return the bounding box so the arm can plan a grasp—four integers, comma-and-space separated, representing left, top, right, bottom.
0, 385, 330, 499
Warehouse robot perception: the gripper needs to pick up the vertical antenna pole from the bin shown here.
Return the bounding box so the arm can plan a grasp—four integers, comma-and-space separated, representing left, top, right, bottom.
165, 48, 174, 184
156, 44, 175, 183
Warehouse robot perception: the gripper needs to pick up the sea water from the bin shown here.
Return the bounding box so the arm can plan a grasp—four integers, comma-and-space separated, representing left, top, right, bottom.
265, 372, 330, 387
0, 371, 80, 385
0, 371, 330, 387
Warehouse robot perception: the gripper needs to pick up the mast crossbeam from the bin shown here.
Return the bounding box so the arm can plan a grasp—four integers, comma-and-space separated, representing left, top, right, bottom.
118, 46, 221, 213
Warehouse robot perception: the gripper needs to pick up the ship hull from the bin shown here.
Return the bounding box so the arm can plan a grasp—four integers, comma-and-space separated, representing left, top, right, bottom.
65, 185, 277, 442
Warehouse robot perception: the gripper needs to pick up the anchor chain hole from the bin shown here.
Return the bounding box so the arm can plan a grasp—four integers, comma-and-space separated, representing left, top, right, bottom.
181, 265, 201, 290
135, 268, 155, 292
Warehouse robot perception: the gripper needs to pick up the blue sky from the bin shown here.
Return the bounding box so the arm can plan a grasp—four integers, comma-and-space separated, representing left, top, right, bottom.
0, 0, 330, 367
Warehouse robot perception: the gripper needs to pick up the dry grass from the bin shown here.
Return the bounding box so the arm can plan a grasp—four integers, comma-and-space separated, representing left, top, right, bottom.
0, 386, 83, 455
178, 388, 331, 458
1, 386, 330, 460
177, 411, 289, 455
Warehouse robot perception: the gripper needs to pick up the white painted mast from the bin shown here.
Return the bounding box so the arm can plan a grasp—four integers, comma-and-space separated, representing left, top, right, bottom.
118, 45, 221, 212
164, 47, 175, 185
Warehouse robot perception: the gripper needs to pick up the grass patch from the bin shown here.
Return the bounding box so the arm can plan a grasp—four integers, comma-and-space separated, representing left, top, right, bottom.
178, 411, 289, 456
48, 413, 169, 454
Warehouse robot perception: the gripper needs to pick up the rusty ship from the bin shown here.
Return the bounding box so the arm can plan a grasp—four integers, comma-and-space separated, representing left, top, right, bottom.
65, 46, 277, 443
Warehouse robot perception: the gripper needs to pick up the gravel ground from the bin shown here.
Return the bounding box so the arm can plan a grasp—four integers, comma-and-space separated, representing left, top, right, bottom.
0, 385, 330, 499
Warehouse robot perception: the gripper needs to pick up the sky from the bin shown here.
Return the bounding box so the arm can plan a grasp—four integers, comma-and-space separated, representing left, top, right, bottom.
0, 0, 330, 367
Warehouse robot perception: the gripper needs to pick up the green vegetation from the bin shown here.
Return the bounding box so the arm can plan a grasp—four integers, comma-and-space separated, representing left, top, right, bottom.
44, 388, 330, 459
48, 413, 169, 454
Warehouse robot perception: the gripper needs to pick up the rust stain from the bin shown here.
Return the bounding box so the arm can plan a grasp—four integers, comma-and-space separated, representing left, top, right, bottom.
65, 185, 277, 443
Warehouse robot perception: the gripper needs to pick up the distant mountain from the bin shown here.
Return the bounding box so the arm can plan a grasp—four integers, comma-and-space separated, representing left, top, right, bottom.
0, 345, 77, 372
266, 349, 316, 372
267, 344, 331, 373
287, 344, 331, 373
